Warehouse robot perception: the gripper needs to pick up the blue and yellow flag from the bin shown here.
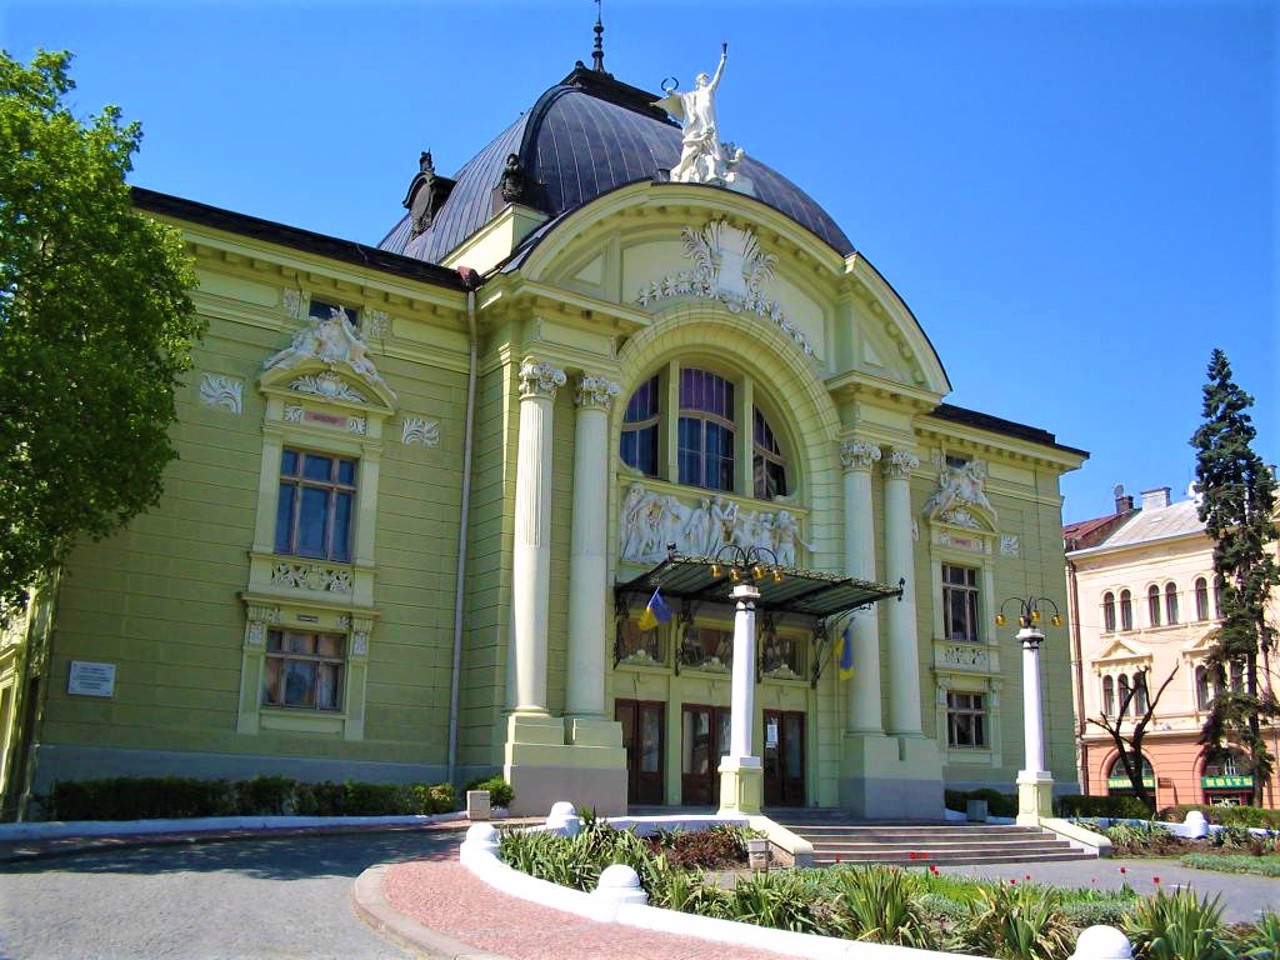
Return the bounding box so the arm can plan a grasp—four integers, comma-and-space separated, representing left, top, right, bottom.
836, 618, 856, 680
637, 588, 671, 631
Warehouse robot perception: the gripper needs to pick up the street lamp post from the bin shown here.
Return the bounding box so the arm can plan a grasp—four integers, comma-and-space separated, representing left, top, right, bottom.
709, 544, 783, 816
996, 596, 1064, 826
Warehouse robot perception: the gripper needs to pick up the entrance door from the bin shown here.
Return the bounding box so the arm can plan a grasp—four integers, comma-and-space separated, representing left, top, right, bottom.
763, 710, 806, 808
681, 704, 731, 806
615, 699, 665, 805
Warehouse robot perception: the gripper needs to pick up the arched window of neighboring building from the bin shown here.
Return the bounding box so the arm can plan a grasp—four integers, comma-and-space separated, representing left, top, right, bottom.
1133, 671, 1149, 715
620, 374, 661, 478
1106, 752, 1155, 797
1118, 674, 1132, 715
1165, 582, 1179, 625
1102, 592, 1116, 633
1195, 664, 1214, 710
1103, 675, 1115, 716
1230, 660, 1244, 692
1213, 578, 1224, 618
1147, 585, 1162, 627
1120, 589, 1133, 631
1195, 577, 1209, 621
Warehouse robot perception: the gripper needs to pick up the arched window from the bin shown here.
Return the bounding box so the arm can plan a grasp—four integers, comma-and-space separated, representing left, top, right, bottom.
1103, 675, 1115, 716
1230, 660, 1244, 692
678, 368, 735, 490
1119, 589, 1133, 631
752, 407, 788, 499
1118, 674, 1132, 715
1195, 665, 1214, 710
1195, 577, 1209, 621
1147, 585, 1162, 627
620, 375, 660, 477
1133, 672, 1149, 715
1165, 583, 1179, 625
1213, 578, 1223, 619
1102, 592, 1116, 633
1106, 752, 1155, 795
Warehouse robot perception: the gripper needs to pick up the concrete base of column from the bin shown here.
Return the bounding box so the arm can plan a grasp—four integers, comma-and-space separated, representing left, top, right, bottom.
1015, 769, 1055, 826
839, 734, 944, 821
717, 756, 764, 816
502, 714, 627, 817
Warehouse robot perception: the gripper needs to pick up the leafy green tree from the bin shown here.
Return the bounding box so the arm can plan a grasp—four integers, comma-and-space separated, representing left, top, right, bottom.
1191, 349, 1279, 806
0, 49, 203, 623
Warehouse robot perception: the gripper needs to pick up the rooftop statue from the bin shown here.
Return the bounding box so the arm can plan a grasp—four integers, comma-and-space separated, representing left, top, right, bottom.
655, 43, 750, 191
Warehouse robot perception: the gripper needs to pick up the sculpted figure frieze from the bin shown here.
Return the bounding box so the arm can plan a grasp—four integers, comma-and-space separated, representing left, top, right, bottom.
263, 306, 392, 400
923, 455, 997, 530
619, 482, 811, 566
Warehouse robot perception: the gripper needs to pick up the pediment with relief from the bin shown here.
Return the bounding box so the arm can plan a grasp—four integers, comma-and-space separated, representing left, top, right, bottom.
261, 306, 397, 408
1094, 636, 1150, 666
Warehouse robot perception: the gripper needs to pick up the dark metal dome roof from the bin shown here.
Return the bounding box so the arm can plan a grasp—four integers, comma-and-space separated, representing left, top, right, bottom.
379, 66, 855, 263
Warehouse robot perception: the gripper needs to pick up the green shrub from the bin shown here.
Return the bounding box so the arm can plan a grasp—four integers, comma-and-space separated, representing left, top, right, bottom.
1123, 887, 1230, 960
48, 776, 232, 821
1103, 821, 1184, 857
1059, 794, 1153, 820
1159, 803, 1280, 830
828, 864, 938, 948
464, 774, 514, 808
724, 871, 828, 936
943, 788, 1016, 818
1233, 912, 1280, 960
1180, 854, 1280, 878
233, 775, 295, 815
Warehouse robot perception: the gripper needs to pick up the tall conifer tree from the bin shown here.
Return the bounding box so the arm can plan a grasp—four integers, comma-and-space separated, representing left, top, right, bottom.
1191, 349, 1279, 805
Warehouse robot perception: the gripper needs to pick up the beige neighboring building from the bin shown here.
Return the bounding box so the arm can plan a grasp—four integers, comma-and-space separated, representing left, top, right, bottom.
1065, 485, 1279, 809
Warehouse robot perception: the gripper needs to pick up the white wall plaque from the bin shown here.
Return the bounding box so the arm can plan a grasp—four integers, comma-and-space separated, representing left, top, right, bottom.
68, 660, 117, 698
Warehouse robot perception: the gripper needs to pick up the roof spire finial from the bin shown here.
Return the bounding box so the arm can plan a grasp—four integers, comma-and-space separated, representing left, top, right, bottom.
592, 0, 606, 73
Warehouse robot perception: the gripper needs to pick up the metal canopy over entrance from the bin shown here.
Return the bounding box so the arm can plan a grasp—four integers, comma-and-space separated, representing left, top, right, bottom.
614, 554, 904, 620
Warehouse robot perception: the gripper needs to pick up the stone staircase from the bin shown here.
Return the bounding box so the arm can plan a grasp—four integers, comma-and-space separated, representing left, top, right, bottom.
772, 813, 1096, 867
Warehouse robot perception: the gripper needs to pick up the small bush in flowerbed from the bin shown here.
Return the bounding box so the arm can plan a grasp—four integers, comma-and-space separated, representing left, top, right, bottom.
1181, 854, 1280, 878
1159, 803, 1280, 831
45, 775, 461, 821
463, 774, 514, 809
944, 788, 1017, 818
1099, 821, 1186, 857
643, 824, 753, 869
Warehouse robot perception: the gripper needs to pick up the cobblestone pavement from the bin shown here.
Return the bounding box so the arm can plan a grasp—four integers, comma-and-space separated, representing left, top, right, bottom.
0, 828, 449, 960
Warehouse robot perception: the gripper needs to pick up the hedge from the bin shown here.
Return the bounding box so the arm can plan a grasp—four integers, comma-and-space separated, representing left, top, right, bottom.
1158, 803, 1280, 830
43, 775, 474, 821
944, 788, 1017, 818
1056, 794, 1154, 820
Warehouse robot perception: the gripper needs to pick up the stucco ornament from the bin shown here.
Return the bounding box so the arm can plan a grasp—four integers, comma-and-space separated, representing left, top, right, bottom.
289, 372, 368, 405
402, 416, 441, 447
635, 220, 816, 358
575, 375, 620, 410
618, 482, 811, 566
263, 306, 393, 399
653, 44, 751, 192
923, 456, 997, 529
840, 441, 882, 472
518, 358, 566, 399
199, 373, 243, 413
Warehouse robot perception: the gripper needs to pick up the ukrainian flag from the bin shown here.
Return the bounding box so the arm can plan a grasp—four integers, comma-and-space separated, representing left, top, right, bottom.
836, 617, 856, 680
637, 588, 671, 631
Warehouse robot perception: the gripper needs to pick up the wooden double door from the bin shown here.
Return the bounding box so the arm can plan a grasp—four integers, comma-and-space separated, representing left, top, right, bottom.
615, 699, 664, 805
763, 710, 806, 808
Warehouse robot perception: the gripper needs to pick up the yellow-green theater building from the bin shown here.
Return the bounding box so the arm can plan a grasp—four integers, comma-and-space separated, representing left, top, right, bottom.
0, 51, 1086, 820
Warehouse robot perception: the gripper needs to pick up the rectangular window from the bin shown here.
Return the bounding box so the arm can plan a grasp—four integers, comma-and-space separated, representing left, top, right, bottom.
617, 617, 662, 663
947, 691, 986, 747
275, 449, 357, 561
942, 564, 981, 643
262, 629, 344, 710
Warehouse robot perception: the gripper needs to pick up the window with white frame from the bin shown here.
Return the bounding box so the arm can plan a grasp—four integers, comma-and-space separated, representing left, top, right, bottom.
275, 449, 357, 562
1133, 671, 1149, 714
1102, 592, 1116, 633
941, 564, 981, 643
946, 691, 986, 747
262, 628, 345, 711
1102, 675, 1116, 716
1195, 664, 1215, 710
1164, 583, 1179, 625
1194, 577, 1209, 621
1120, 589, 1133, 631
620, 375, 660, 478
1147, 585, 1162, 627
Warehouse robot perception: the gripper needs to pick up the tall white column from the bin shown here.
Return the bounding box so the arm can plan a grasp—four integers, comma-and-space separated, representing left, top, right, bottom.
728, 583, 760, 760
511, 357, 565, 716
1020, 627, 1046, 774
840, 440, 883, 734
883, 449, 923, 736
566, 374, 619, 718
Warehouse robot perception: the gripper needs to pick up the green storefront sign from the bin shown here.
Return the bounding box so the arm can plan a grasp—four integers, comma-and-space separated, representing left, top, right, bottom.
1201, 775, 1253, 789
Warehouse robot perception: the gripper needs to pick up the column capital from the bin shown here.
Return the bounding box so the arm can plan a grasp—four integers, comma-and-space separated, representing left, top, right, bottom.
518, 357, 566, 400
840, 440, 882, 473
884, 449, 920, 480
575, 374, 621, 411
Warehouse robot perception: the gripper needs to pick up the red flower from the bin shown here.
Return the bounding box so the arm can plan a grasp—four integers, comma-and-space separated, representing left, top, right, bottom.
1153, 876, 1161, 885
930, 865, 939, 875
1010, 879, 1017, 885
1119, 866, 1127, 875
1024, 874, 1031, 881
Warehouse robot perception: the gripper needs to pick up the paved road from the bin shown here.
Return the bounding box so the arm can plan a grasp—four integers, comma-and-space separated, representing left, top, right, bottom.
0, 830, 450, 960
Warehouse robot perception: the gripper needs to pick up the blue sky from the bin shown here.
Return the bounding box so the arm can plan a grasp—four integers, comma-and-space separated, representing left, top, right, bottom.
4, 0, 1275, 521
